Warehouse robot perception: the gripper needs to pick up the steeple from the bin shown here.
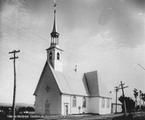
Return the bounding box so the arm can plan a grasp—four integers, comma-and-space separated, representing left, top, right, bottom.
50, 0, 59, 46
47, 0, 63, 72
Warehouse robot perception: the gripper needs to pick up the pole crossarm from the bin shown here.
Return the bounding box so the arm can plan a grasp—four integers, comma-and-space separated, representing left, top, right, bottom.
115, 86, 120, 91
10, 57, 19, 60
117, 82, 128, 90
9, 50, 20, 54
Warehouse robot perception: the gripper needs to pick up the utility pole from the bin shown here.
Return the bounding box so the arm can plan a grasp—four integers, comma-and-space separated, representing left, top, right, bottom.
9, 50, 20, 120
114, 86, 119, 113
139, 90, 142, 110
119, 81, 128, 116
133, 88, 138, 107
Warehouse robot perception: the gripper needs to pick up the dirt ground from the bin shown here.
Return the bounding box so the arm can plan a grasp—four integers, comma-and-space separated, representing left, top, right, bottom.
1, 112, 145, 120
44, 112, 145, 120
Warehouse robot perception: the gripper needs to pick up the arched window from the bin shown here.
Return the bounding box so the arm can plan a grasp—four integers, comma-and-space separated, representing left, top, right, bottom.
102, 98, 105, 108
49, 52, 52, 60
107, 99, 110, 108
57, 52, 60, 60
72, 96, 76, 107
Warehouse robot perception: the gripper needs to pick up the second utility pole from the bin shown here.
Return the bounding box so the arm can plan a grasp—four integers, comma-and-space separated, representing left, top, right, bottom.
114, 86, 119, 113
119, 81, 128, 116
9, 50, 20, 120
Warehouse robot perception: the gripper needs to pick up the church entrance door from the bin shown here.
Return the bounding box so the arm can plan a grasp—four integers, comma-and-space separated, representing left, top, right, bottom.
45, 100, 50, 115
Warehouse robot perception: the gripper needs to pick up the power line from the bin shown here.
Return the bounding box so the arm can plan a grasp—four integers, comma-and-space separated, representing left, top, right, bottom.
137, 64, 145, 71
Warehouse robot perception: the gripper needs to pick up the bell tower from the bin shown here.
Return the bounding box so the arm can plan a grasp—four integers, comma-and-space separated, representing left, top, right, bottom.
47, 0, 63, 72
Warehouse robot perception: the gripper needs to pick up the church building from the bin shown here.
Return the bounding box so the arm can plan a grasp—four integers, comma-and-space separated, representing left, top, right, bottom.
34, 1, 111, 115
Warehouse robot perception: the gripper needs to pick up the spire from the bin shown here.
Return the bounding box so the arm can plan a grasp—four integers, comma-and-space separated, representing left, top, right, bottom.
50, 0, 59, 45
46, 0, 63, 72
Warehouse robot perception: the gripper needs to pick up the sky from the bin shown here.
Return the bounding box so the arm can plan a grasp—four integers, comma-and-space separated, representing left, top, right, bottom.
0, 0, 145, 104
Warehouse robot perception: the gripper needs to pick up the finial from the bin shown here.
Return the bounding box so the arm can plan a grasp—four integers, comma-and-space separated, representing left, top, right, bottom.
54, 0, 56, 11
74, 65, 78, 72
52, 0, 57, 33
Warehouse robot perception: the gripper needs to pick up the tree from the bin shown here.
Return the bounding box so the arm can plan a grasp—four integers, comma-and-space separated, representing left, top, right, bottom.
119, 96, 135, 113
26, 107, 35, 112
18, 107, 26, 114
141, 93, 145, 105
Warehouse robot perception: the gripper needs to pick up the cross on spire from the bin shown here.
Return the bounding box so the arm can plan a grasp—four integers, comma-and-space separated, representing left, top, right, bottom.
54, 0, 56, 10
52, 0, 56, 32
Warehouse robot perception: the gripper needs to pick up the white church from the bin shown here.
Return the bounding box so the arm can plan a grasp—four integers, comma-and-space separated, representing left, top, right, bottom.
34, 2, 112, 116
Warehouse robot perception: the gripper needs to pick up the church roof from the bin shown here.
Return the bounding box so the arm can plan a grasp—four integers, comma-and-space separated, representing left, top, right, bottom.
84, 71, 100, 96
85, 71, 111, 98
34, 62, 110, 98
34, 62, 88, 96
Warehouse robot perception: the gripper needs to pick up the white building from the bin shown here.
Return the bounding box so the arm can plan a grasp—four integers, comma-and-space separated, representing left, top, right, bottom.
34, 2, 111, 116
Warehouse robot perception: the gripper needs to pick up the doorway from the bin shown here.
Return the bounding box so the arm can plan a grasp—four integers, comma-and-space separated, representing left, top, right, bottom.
45, 100, 50, 115
64, 103, 69, 115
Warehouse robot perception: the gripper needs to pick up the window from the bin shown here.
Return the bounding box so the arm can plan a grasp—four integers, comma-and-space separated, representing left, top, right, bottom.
72, 96, 77, 107
82, 97, 86, 108
49, 52, 52, 59
107, 99, 110, 108
57, 52, 60, 60
102, 98, 105, 108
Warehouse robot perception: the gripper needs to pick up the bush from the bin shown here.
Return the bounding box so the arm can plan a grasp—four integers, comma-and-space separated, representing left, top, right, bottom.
119, 96, 135, 113
135, 105, 145, 112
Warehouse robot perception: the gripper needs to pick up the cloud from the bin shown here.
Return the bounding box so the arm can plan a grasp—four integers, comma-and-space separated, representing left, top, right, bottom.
128, 0, 145, 12
1, 0, 145, 49
98, 0, 145, 48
